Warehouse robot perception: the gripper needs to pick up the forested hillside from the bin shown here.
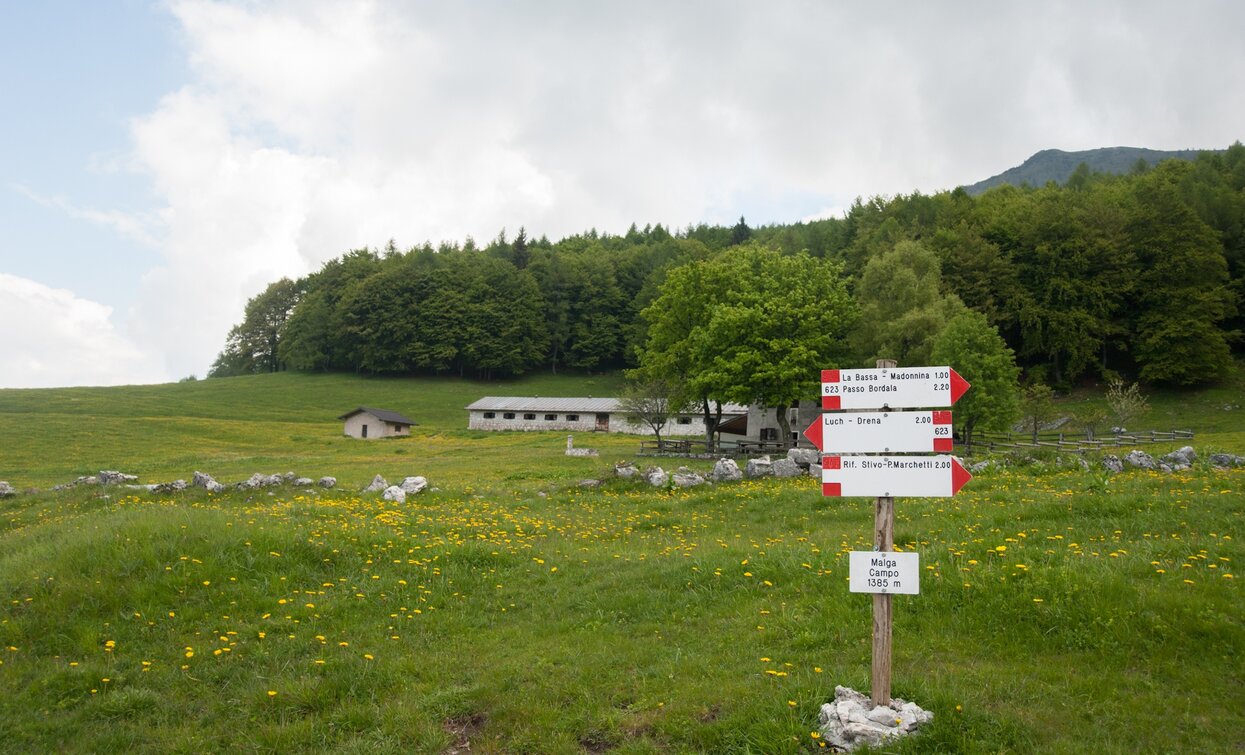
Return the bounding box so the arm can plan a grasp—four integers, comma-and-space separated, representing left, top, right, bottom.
963, 146, 1218, 195
211, 144, 1245, 389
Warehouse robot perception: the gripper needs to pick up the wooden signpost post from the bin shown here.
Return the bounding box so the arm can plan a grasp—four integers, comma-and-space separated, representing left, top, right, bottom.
807, 360, 971, 707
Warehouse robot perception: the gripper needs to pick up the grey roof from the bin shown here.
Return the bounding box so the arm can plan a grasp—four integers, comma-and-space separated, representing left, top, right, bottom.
465, 396, 748, 414
338, 407, 416, 425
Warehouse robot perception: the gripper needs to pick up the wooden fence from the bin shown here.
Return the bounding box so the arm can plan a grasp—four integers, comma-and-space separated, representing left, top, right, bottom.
638, 438, 794, 457
638, 429, 1195, 458
959, 429, 1194, 456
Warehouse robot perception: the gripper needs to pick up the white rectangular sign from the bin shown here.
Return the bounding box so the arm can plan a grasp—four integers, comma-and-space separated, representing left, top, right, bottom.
821, 455, 971, 498
850, 551, 920, 595
821, 366, 969, 410
803, 410, 954, 453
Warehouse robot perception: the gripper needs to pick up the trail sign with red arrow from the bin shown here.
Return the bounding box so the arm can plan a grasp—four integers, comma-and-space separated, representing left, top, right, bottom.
820, 455, 972, 498
803, 410, 954, 453
821, 366, 970, 410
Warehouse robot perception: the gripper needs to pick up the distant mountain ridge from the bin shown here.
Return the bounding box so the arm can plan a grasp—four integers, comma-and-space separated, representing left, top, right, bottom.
963, 146, 1222, 195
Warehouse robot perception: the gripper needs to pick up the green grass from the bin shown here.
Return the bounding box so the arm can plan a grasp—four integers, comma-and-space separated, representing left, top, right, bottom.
0, 371, 629, 490
1, 369, 1243, 752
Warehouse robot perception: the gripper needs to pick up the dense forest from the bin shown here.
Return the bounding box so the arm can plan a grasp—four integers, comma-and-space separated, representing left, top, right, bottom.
211, 144, 1244, 393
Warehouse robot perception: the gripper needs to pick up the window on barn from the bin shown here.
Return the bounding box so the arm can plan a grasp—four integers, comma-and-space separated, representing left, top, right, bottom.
760, 428, 778, 441
523, 413, 536, 420
676, 416, 692, 425
545, 414, 557, 421
567, 414, 579, 421
503, 412, 516, 419
483, 412, 495, 419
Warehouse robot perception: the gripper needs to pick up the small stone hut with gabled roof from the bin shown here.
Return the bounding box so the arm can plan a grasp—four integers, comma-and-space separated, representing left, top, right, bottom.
338, 407, 416, 439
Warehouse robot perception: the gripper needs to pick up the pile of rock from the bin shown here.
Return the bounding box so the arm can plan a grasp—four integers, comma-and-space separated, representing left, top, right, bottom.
1103, 446, 1210, 474
52, 470, 140, 491
361, 475, 429, 503
818, 686, 933, 752
608, 447, 827, 489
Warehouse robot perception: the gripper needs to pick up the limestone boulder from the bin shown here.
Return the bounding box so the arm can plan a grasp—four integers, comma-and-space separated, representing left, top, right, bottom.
645, 466, 668, 487
363, 474, 389, 493
382, 485, 406, 503
399, 476, 428, 495
98, 470, 138, 485
0, 481, 15, 498
1123, 450, 1157, 470
709, 458, 743, 482
772, 458, 802, 478
745, 456, 773, 478
614, 461, 639, 479
787, 448, 821, 468
318, 476, 337, 489
672, 467, 706, 487
192, 471, 225, 493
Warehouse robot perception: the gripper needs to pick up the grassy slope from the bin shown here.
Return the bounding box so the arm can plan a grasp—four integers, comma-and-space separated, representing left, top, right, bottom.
1, 369, 1243, 753
0, 371, 629, 490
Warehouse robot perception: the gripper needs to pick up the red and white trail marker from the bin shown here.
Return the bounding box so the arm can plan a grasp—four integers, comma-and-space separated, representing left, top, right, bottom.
821, 455, 972, 498
803, 410, 954, 454
821, 366, 970, 410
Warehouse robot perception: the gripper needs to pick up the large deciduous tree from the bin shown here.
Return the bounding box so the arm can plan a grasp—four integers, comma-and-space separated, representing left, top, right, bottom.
853, 239, 966, 366
930, 309, 1020, 447
636, 243, 857, 447
209, 278, 302, 377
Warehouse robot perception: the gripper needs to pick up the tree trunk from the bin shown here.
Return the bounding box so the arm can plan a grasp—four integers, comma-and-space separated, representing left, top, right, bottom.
776, 405, 791, 447
701, 395, 715, 453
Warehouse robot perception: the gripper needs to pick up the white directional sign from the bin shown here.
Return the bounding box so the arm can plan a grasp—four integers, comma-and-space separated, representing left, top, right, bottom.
821, 366, 970, 410
803, 410, 954, 453
850, 551, 920, 595
821, 455, 972, 498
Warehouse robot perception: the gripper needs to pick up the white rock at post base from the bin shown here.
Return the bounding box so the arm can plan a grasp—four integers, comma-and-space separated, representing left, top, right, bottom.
818, 685, 932, 751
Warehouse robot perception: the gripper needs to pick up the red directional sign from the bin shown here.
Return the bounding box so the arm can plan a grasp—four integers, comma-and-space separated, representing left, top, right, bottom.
803, 410, 954, 453
822, 366, 970, 410
820, 455, 972, 498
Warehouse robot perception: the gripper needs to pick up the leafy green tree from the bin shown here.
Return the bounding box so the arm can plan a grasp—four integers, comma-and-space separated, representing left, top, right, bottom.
730, 216, 752, 245
930, 310, 1020, 447
618, 377, 691, 446
209, 278, 302, 377
1105, 379, 1149, 431
279, 249, 382, 371
854, 240, 966, 366
637, 243, 857, 446
1073, 405, 1110, 440
1125, 166, 1237, 384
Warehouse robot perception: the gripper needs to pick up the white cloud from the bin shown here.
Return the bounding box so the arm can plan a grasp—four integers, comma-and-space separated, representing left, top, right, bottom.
0, 274, 167, 389
43, 0, 1242, 384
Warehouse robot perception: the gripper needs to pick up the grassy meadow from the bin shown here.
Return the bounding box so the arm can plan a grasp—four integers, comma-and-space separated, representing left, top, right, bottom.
1, 369, 1243, 753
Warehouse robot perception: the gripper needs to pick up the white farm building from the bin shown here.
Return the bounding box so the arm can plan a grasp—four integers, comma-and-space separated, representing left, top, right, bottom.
464, 396, 752, 435
339, 407, 416, 439
461, 397, 831, 447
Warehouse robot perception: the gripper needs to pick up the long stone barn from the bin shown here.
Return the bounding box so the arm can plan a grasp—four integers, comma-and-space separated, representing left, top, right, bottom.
464, 396, 749, 435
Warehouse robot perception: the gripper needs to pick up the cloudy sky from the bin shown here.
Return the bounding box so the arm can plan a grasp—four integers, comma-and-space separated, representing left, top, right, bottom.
1, 0, 1242, 388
